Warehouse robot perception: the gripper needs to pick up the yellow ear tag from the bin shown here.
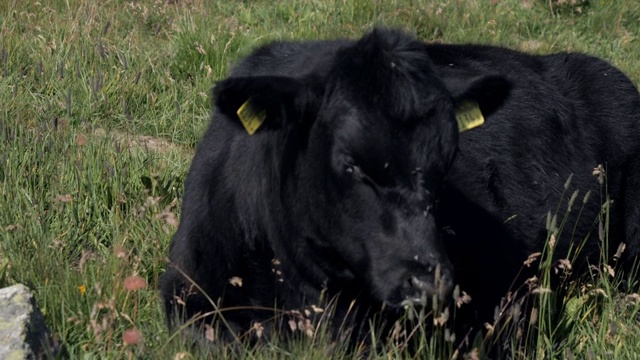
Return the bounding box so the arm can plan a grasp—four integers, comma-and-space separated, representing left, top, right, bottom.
237, 99, 266, 135
455, 101, 485, 132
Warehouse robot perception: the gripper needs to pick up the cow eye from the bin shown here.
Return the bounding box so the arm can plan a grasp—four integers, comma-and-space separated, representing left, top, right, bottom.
342, 158, 388, 189
345, 164, 359, 176
345, 163, 375, 187
342, 156, 358, 175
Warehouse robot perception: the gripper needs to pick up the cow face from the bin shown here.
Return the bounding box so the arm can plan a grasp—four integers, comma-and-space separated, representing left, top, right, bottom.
214, 29, 509, 308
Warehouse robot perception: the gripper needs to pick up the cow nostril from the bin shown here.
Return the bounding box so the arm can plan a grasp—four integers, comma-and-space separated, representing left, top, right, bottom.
409, 276, 430, 292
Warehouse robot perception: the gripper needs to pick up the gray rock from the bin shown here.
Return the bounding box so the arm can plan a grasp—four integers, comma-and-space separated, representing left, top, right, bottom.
0, 284, 53, 360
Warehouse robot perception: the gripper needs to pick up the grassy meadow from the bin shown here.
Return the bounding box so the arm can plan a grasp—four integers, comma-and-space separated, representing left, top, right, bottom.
1, 0, 639, 358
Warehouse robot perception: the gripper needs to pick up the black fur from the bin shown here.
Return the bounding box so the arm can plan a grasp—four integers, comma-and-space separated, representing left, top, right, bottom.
159, 28, 640, 347
434, 45, 640, 348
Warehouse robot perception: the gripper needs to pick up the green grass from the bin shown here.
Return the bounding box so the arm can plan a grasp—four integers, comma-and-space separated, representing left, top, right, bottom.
1, 0, 639, 358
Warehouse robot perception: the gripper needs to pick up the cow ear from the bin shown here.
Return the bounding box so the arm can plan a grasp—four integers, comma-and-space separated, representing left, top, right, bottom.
442, 72, 511, 118
213, 76, 320, 134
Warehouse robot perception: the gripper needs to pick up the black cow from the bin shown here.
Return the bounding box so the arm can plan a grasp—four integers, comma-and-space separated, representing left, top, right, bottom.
159, 28, 640, 347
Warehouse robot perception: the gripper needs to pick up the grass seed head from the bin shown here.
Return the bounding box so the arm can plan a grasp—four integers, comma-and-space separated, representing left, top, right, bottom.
123, 275, 147, 291
123, 328, 142, 346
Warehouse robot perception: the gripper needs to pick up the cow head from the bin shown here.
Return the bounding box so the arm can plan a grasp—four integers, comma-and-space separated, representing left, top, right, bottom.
213, 29, 510, 309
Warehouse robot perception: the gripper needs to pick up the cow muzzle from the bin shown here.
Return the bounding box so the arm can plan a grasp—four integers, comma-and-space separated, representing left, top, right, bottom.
397, 263, 454, 307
